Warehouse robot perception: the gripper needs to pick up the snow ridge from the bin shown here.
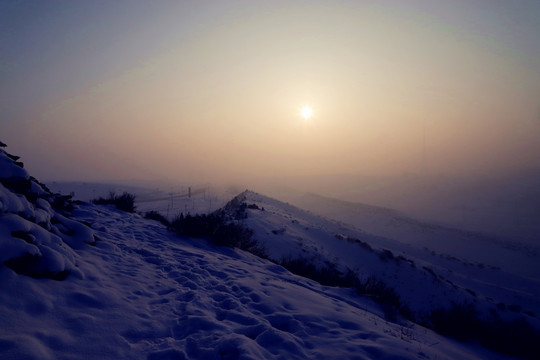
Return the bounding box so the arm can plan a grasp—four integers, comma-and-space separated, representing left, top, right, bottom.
232, 190, 540, 358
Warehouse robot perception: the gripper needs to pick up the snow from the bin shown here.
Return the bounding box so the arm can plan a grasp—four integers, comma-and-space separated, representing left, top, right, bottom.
0, 145, 515, 359
290, 193, 540, 279
0, 182, 32, 216
0, 205, 508, 359
0, 154, 28, 179
236, 191, 540, 328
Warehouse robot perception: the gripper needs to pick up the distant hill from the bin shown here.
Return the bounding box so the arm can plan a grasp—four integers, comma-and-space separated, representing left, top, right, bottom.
254, 171, 540, 243
290, 192, 540, 279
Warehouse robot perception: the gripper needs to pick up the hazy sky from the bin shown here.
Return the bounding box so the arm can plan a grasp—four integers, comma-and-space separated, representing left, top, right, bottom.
2, 0, 539, 183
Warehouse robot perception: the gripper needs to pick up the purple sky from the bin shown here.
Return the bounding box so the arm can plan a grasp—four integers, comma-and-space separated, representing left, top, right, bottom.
2, 0, 539, 183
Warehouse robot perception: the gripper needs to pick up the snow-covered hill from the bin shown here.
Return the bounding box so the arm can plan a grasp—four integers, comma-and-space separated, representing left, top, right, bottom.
290, 193, 540, 279
226, 191, 540, 357
0, 143, 533, 359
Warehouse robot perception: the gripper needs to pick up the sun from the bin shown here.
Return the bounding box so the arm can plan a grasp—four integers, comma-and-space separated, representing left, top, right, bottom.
301, 106, 313, 120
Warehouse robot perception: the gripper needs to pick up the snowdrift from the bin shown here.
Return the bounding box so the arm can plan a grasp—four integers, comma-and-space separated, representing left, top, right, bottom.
0, 143, 94, 280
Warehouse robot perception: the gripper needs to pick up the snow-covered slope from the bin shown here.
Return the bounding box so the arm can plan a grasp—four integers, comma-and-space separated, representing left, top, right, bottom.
232, 192, 540, 338
0, 144, 95, 280
0, 145, 517, 359
0, 204, 503, 360
290, 193, 540, 279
